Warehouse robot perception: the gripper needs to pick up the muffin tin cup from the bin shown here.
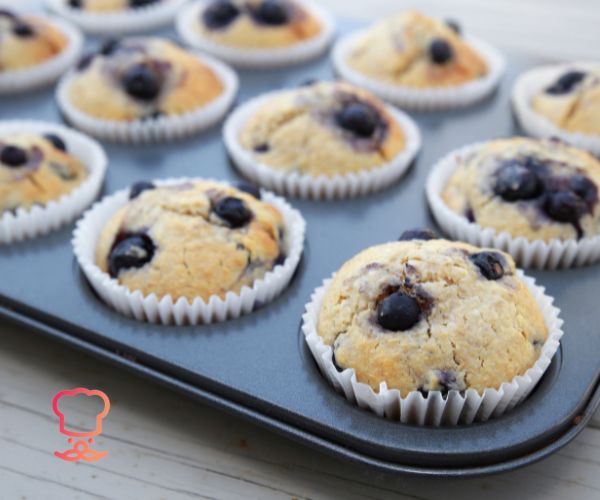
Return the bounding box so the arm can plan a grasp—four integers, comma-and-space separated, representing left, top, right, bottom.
223, 92, 422, 199
72, 178, 306, 325
302, 270, 563, 426
0, 121, 107, 245
426, 141, 600, 269
0, 16, 83, 95
512, 62, 600, 156
332, 31, 506, 111
175, 0, 336, 69
45, 0, 187, 35
56, 52, 239, 144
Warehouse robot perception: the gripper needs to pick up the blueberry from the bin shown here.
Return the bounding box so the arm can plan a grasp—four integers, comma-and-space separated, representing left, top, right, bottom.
544, 190, 584, 223
213, 197, 253, 228
437, 370, 459, 391
122, 64, 161, 101
253, 143, 270, 153
398, 228, 438, 241
300, 78, 319, 86
254, 0, 289, 25
446, 19, 461, 35
331, 350, 344, 372
235, 182, 261, 199
546, 71, 586, 95
469, 252, 505, 280
336, 103, 379, 138
43, 134, 67, 152
142, 110, 165, 120
130, 0, 160, 7
13, 22, 34, 37
100, 38, 120, 56
569, 175, 597, 204
129, 181, 155, 200
429, 38, 453, 64
274, 252, 286, 266
68, 0, 83, 7
0, 145, 28, 167
108, 233, 155, 278
377, 292, 421, 331
494, 162, 542, 201
203, 0, 239, 29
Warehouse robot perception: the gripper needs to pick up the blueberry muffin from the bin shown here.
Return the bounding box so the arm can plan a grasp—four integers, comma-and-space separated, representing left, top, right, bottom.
531, 68, 600, 136
95, 180, 287, 300
442, 138, 600, 241
67, 37, 224, 121
0, 132, 88, 214
64, 0, 166, 12
195, 0, 322, 49
346, 11, 487, 88
0, 10, 68, 72
238, 81, 406, 177
317, 238, 548, 395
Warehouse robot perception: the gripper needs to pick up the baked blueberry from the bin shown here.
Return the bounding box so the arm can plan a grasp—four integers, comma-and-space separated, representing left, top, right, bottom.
100, 39, 120, 56
446, 19, 461, 35
108, 233, 155, 278
253, 143, 270, 153
122, 64, 161, 101
546, 71, 586, 95
494, 162, 542, 201
469, 251, 505, 280
377, 291, 421, 331
300, 78, 319, 87
129, 181, 156, 200
68, 0, 83, 8
544, 190, 584, 224
130, 0, 160, 7
399, 228, 438, 241
429, 38, 453, 64
13, 22, 34, 38
235, 182, 262, 199
253, 0, 289, 26
336, 103, 378, 138
77, 53, 94, 71
0, 145, 28, 167
43, 134, 67, 152
213, 196, 253, 228
203, 0, 240, 30
569, 175, 597, 204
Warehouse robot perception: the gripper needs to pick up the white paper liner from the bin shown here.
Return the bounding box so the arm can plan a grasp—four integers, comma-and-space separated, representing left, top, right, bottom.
45, 0, 187, 35
223, 91, 422, 199
426, 142, 600, 269
175, 0, 336, 68
0, 121, 107, 244
56, 52, 239, 143
0, 16, 83, 94
512, 62, 600, 156
72, 177, 306, 325
332, 30, 506, 111
302, 270, 563, 425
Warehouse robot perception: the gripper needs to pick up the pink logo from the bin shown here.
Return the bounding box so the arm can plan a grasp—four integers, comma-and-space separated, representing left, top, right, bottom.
52, 388, 110, 462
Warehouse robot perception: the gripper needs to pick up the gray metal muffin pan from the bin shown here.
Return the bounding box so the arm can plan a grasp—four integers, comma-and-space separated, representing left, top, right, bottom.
0, 19, 599, 478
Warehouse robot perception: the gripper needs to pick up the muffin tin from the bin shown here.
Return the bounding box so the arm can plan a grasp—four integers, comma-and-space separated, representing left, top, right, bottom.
0, 19, 599, 477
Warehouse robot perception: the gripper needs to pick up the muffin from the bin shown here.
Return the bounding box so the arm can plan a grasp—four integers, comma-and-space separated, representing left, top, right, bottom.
0, 132, 88, 214
176, 0, 334, 67
315, 239, 548, 396
0, 10, 68, 72
531, 67, 600, 137
95, 180, 287, 301
62, 0, 168, 13
441, 138, 600, 241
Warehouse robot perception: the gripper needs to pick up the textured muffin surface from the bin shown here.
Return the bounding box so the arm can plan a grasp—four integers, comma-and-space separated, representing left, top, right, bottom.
195, 0, 322, 49
0, 133, 88, 214
68, 37, 224, 121
0, 11, 68, 72
346, 11, 487, 88
95, 180, 286, 301
317, 239, 548, 395
442, 137, 600, 241
239, 81, 406, 177
532, 67, 600, 136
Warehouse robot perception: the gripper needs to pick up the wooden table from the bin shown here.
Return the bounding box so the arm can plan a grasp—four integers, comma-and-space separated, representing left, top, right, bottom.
2, 1, 600, 498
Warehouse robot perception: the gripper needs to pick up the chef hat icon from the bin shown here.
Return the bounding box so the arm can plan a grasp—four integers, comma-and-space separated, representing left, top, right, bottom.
52, 388, 111, 438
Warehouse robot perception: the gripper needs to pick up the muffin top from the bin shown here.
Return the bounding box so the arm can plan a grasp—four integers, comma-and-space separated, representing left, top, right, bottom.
442, 138, 600, 241
0, 10, 68, 72
346, 11, 487, 88
195, 0, 322, 49
0, 132, 88, 214
64, 0, 166, 13
68, 37, 224, 121
238, 81, 406, 177
317, 238, 548, 395
532, 67, 600, 136
95, 180, 286, 301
